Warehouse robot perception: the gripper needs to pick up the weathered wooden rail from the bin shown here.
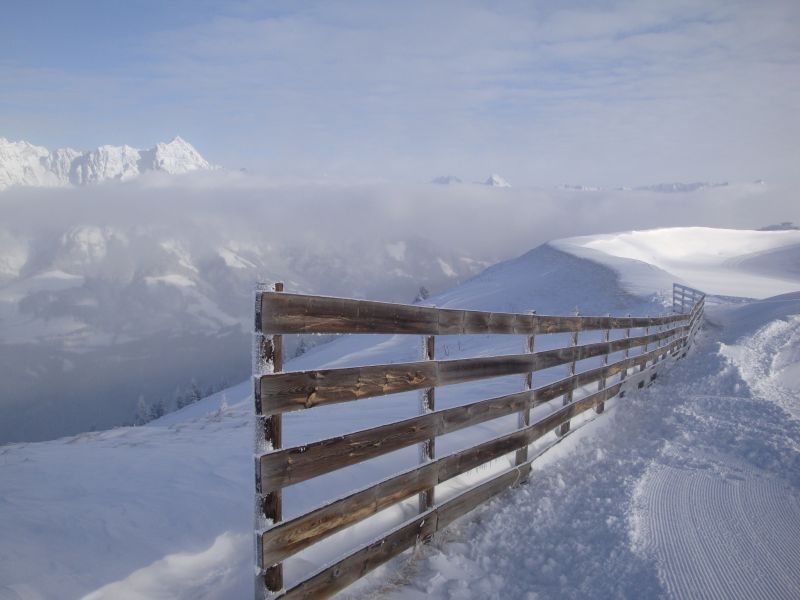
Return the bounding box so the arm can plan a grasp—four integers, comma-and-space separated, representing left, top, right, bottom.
253, 284, 706, 599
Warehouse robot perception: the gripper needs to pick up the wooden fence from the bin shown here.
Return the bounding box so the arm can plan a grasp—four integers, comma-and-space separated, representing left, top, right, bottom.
253, 284, 706, 599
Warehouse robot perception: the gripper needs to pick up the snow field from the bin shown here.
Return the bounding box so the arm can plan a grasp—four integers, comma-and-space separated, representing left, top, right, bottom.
1, 228, 798, 599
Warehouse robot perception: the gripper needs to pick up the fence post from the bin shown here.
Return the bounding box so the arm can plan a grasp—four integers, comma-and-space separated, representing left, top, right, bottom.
255, 282, 284, 595
419, 334, 436, 511
672, 283, 677, 313
595, 315, 610, 414
620, 314, 632, 382
516, 311, 536, 465
559, 310, 579, 436
639, 324, 650, 372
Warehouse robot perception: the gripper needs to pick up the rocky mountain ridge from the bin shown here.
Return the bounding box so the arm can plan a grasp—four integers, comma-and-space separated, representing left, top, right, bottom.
0, 136, 212, 190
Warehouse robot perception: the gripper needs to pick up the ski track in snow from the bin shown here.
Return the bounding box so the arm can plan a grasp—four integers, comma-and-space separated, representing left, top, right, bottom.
636, 463, 800, 600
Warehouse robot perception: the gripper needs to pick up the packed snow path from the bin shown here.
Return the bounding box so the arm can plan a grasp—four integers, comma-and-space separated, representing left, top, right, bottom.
360, 304, 800, 600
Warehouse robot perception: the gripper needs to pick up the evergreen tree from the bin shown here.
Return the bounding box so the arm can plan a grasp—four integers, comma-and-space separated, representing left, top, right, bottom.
190, 380, 203, 404
149, 398, 165, 421
135, 396, 150, 425
175, 386, 191, 410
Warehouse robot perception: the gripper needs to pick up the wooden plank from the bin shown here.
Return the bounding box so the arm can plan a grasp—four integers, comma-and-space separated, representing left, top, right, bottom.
259, 389, 533, 491
259, 361, 437, 414
436, 466, 530, 530
259, 291, 689, 336
261, 462, 437, 567
257, 324, 689, 415
261, 292, 438, 335
279, 510, 438, 600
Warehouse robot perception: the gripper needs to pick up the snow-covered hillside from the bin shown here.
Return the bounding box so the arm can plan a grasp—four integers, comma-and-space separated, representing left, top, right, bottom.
1, 227, 797, 599
554, 227, 800, 299
0, 136, 212, 189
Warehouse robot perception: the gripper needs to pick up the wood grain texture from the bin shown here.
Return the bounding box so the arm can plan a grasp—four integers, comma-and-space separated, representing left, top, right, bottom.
257, 324, 689, 415
258, 335, 688, 493
258, 388, 533, 491
259, 291, 688, 336
279, 512, 437, 599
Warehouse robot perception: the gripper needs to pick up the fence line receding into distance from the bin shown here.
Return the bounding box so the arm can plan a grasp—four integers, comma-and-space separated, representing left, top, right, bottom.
253, 282, 706, 599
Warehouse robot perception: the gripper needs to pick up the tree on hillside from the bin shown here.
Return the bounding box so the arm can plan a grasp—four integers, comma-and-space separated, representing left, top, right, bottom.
135, 396, 149, 425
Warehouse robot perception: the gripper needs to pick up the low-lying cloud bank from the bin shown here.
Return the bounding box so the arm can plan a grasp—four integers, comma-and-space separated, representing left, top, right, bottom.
1, 172, 792, 262
0, 174, 796, 442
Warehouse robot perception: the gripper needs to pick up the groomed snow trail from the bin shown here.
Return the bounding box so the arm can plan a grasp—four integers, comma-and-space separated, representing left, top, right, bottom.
362, 305, 800, 600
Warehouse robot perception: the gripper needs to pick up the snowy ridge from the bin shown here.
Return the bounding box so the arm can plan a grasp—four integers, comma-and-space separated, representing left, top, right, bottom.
553, 227, 800, 299
0, 136, 212, 189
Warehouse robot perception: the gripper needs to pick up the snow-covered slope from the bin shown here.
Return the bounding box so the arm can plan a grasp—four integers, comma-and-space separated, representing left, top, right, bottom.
1, 229, 798, 600
553, 227, 800, 299
0, 136, 212, 189
0, 238, 657, 599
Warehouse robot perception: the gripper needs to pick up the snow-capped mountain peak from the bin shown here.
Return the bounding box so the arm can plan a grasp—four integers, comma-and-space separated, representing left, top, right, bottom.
148, 136, 211, 174
483, 174, 511, 187
0, 136, 214, 190
431, 175, 463, 185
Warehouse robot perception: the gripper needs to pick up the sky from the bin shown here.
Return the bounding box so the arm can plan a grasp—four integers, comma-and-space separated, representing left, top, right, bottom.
1, 0, 799, 186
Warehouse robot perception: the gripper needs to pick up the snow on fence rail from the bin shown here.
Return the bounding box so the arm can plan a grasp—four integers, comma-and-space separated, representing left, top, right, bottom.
253, 284, 705, 599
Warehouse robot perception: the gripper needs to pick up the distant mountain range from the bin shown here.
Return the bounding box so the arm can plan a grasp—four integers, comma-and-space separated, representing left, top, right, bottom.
432, 177, 751, 192
431, 173, 512, 187
557, 181, 756, 193
0, 136, 212, 190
